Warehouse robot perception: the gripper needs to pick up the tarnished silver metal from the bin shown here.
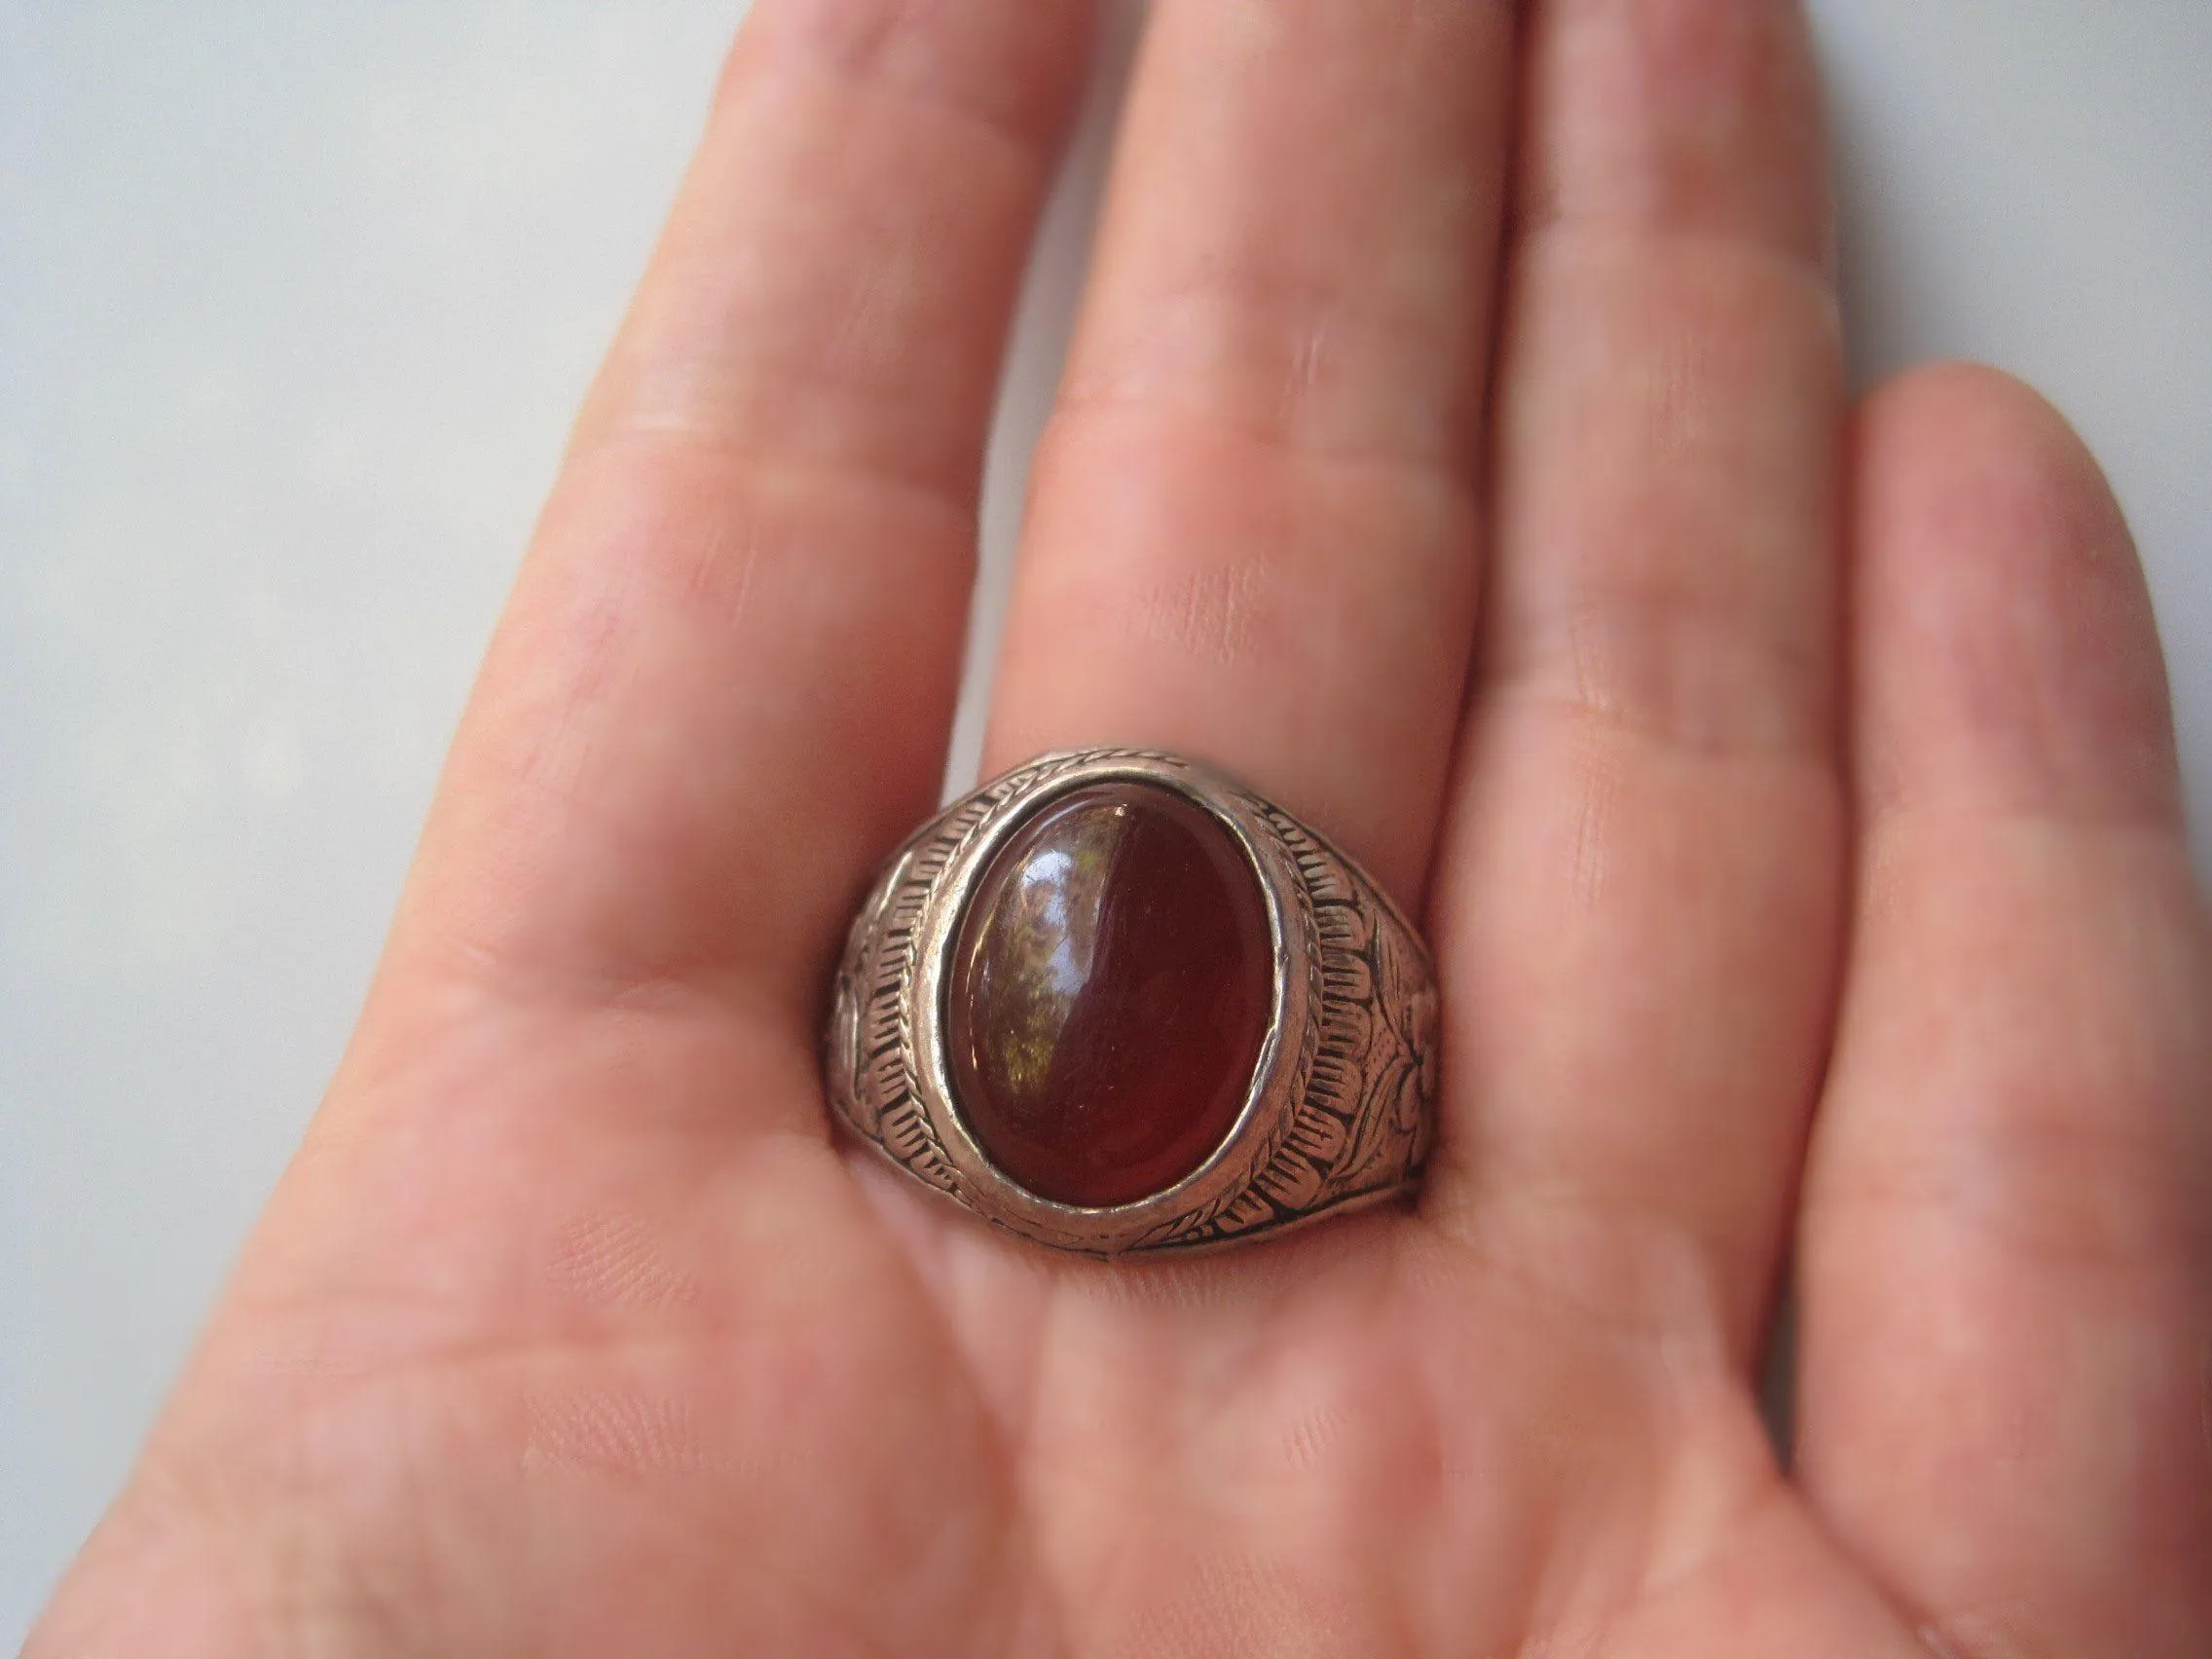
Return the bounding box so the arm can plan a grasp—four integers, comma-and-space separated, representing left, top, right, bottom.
826, 749, 1439, 1256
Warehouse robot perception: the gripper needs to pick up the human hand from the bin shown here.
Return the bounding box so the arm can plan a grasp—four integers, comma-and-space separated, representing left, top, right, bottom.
32, 1, 2212, 1654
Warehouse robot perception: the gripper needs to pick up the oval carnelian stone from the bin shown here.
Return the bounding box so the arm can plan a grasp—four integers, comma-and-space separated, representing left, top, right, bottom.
946, 781, 1273, 1207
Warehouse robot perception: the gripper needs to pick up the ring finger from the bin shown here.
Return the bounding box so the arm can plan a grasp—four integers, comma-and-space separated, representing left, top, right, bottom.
982, 0, 1517, 904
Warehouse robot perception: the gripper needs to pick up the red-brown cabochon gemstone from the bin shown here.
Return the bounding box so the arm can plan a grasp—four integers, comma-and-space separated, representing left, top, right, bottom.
946, 782, 1273, 1208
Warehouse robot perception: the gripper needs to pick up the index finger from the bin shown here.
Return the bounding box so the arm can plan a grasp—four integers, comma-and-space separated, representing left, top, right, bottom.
387, 0, 1096, 1032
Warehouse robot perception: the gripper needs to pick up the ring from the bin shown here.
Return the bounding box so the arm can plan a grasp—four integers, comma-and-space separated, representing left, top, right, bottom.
826, 749, 1439, 1256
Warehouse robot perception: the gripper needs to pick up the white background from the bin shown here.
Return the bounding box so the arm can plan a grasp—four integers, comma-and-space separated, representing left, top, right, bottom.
5, 1, 2209, 1640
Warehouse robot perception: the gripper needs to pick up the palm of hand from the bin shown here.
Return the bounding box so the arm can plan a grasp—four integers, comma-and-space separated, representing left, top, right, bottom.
88, 1011, 1920, 1656
35, 1, 2211, 1656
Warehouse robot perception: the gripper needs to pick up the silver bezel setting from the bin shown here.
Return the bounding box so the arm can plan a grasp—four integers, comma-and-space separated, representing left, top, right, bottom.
828, 749, 1438, 1256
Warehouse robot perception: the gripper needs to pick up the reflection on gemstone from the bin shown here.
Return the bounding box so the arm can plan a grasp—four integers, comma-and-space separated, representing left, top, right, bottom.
946, 782, 1273, 1207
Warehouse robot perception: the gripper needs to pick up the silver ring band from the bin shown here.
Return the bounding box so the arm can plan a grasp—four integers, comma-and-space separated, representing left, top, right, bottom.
826, 749, 1439, 1256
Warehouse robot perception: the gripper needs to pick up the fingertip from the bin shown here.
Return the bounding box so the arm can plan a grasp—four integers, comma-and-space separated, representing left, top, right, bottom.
1855, 361, 2131, 594
1858, 360, 2106, 497
1850, 359, 2181, 827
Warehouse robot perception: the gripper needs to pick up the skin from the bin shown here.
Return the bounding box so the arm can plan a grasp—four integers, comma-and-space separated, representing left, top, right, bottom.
30, 1, 2212, 1654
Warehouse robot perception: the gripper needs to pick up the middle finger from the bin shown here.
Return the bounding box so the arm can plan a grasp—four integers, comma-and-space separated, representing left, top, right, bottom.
984, 0, 1516, 904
